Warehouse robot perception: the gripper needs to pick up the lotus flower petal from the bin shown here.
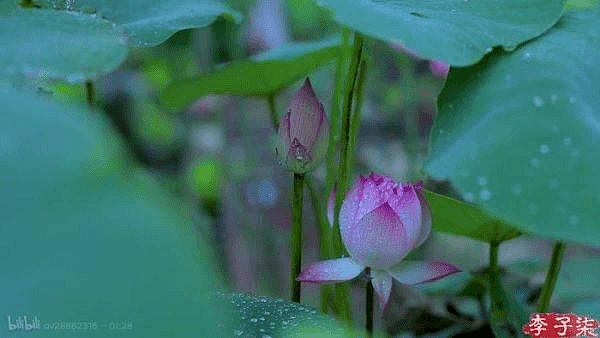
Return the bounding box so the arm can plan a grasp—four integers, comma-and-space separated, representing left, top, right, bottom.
297, 258, 364, 283
413, 182, 432, 248
371, 270, 392, 313
327, 187, 335, 227
343, 202, 415, 269
340, 174, 423, 269
387, 261, 460, 285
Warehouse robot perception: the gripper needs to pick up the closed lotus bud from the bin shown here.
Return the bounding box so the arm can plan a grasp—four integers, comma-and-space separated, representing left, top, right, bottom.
274, 78, 329, 174
339, 173, 432, 269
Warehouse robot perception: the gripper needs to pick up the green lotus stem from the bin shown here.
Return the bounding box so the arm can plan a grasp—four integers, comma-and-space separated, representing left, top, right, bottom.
305, 179, 334, 312
366, 268, 374, 337
325, 27, 350, 196
291, 173, 305, 302
332, 32, 363, 257
267, 94, 279, 129
489, 241, 499, 274
488, 240, 501, 326
20, 0, 34, 8
85, 80, 95, 109
536, 242, 566, 313
347, 59, 368, 175
331, 31, 364, 322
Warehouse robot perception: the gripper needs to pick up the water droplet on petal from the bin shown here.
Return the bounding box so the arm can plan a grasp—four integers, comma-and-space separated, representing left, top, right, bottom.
479, 189, 491, 200
234, 329, 244, 336
464, 192, 474, 202
563, 137, 572, 146
539, 144, 550, 154
250, 318, 258, 323
551, 94, 558, 103
569, 97, 577, 104
477, 176, 488, 186
533, 96, 543, 107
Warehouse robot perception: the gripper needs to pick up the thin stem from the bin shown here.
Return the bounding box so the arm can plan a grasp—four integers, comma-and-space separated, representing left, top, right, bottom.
489, 241, 499, 274
366, 268, 374, 337
267, 94, 279, 130
325, 27, 350, 197
346, 59, 368, 176
85, 80, 95, 109
290, 173, 305, 303
488, 241, 501, 321
332, 32, 364, 257
536, 242, 566, 313
331, 31, 363, 322
305, 178, 334, 312
20, 0, 34, 8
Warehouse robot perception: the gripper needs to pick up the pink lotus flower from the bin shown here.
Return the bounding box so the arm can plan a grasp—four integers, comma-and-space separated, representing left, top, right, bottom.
299, 173, 458, 312
274, 78, 329, 174
389, 42, 450, 79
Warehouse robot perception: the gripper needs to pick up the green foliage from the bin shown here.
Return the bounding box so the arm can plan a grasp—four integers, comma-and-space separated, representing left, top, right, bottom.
489, 279, 529, 338
0, 89, 226, 337
71, 0, 242, 46
187, 156, 223, 200
428, 8, 600, 246
317, 0, 565, 66
0, 9, 127, 83
160, 37, 342, 109
425, 190, 521, 243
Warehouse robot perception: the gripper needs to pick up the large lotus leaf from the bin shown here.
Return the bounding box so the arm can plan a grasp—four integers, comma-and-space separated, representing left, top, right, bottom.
0, 89, 226, 337
216, 293, 347, 337
426, 190, 521, 243
317, 0, 565, 66
555, 257, 600, 301
69, 0, 242, 46
427, 8, 600, 247
160, 37, 342, 109
0, 8, 127, 83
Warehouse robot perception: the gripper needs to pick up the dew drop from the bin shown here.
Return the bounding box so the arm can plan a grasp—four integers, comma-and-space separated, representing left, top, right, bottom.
282, 320, 289, 325
524, 52, 531, 58
533, 96, 544, 107
569, 215, 579, 225
569, 96, 577, 104
263, 335, 273, 338
529, 204, 538, 215
511, 185, 522, 195
539, 144, 550, 154
570, 149, 580, 157
477, 176, 488, 186
530, 158, 540, 167
486, 47, 493, 53
551, 94, 558, 103
464, 192, 474, 202
563, 137, 572, 146
479, 189, 491, 200
234, 329, 244, 336
250, 318, 258, 323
